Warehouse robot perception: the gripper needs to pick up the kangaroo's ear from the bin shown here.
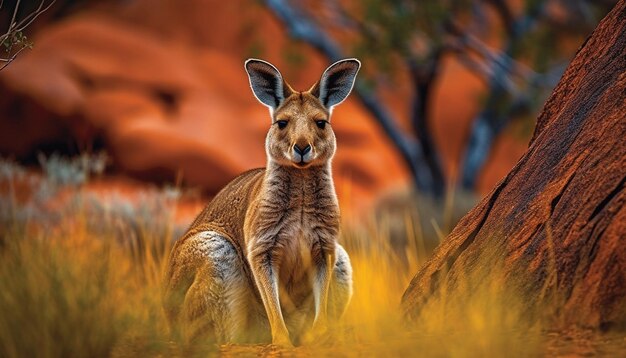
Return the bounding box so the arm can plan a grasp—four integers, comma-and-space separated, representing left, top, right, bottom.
312, 58, 361, 108
245, 59, 290, 110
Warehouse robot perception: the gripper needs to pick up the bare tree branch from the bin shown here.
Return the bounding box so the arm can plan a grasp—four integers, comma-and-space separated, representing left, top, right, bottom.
0, 42, 27, 69
449, 26, 537, 82
15, 0, 55, 33
0, 0, 55, 71
9, 0, 22, 32
406, 49, 445, 197
459, 0, 549, 189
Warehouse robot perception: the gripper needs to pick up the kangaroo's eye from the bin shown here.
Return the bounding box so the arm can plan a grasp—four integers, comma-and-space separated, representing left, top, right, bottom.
316, 120, 327, 129
276, 120, 288, 129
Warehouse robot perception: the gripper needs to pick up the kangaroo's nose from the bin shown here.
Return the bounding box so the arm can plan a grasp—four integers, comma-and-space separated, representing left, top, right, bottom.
294, 144, 312, 156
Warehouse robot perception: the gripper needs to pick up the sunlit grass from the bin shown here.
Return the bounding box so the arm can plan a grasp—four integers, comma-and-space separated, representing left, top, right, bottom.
0, 196, 535, 356
0, 157, 621, 357
0, 205, 173, 357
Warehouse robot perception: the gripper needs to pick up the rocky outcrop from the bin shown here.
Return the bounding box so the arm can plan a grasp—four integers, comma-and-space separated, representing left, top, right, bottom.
0, 10, 407, 213
402, 1, 626, 328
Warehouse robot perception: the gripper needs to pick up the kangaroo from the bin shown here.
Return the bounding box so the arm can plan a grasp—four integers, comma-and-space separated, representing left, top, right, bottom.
163, 58, 360, 347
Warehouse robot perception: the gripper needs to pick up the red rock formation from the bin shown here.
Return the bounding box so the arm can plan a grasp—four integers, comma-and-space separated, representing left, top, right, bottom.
402, 1, 626, 328
0, 10, 408, 214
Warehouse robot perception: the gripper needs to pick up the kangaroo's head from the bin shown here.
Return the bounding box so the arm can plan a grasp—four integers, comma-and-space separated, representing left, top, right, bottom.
245, 58, 360, 169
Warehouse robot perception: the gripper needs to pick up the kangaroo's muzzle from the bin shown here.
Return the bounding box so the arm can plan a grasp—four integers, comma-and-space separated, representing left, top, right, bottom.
292, 143, 313, 166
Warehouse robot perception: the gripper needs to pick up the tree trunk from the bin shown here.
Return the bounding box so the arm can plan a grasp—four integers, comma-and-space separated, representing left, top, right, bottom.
402, 0, 626, 329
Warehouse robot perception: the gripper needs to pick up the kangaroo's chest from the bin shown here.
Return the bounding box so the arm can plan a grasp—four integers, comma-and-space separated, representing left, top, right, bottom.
276, 212, 330, 308
247, 169, 340, 284
278, 187, 338, 259
270, 180, 339, 289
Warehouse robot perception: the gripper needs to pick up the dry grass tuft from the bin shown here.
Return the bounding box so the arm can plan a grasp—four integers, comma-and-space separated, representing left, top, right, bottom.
1, 156, 622, 357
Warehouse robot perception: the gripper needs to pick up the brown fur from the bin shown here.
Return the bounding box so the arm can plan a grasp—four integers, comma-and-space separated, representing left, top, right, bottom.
163, 59, 359, 346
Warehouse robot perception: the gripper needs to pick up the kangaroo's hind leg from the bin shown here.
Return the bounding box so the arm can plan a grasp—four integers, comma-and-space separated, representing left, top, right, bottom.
328, 244, 353, 319
165, 231, 261, 344
301, 243, 353, 345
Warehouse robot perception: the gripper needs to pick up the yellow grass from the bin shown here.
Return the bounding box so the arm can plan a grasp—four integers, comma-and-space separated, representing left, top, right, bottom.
0, 192, 544, 358
0, 159, 619, 357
